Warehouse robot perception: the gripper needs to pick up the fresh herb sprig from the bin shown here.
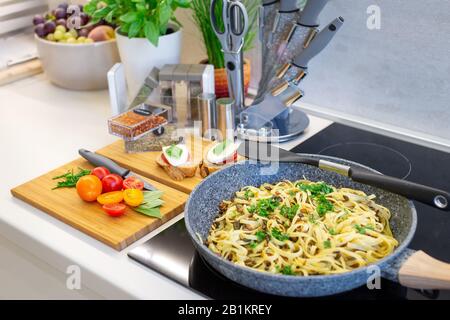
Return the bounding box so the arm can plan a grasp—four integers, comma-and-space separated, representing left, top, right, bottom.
354, 224, 374, 235
52, 168, 91, 189
271, 228, 289, 241
84, 0, 191, 46
280, 204, 299, 220
132, 191, 164, 219
243, 189, 254, 200
255, 230, 266, 242
315, 195, 334, 217
276, 265, 295, 275
249, 197, 280, 217
296, 182, 334, 197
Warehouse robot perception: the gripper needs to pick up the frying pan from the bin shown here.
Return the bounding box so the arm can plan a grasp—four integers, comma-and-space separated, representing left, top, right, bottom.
185, 156, 450, 297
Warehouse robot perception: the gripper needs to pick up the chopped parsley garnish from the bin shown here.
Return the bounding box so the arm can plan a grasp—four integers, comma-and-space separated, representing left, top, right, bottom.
296, 182, 334, 197
213, 139, 232, 155
255, 231, 266, 242
277, 265, 295, 275
354, 224, 373, 234
165, 144, 183, 159
280, 204, 300, 220
247, 205, 256, 213
328, 228, 337, 235
288, 190, 296, 196
271, 228, 289, 241
244, 190, 255, 200
315, 195, 334, 216
249, 241, 257, 249
308, 215, 317, 224
251, 197, 280, 217
323, 240, 332, 249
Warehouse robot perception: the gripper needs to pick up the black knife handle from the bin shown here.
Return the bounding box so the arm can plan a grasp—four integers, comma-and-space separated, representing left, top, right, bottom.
349, 167, 450, 211
79, 149, 129, 177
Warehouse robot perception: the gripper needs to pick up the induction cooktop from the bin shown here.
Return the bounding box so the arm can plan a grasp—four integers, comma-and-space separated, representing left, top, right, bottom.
129, 123, 450, 300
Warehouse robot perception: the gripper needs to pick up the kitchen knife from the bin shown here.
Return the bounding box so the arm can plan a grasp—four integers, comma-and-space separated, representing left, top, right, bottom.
260, 0, 280, 52
239, 84, 303, 130
78, 149, 158, 191
299, 0, 330, 27
255, 0, 333, 103
238, 142, 450, 212
276, 0, 331, 60
257, 0, 300, 101
270, 16, 344, 94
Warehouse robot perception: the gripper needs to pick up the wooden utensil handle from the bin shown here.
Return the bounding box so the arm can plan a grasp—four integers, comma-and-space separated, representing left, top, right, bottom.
399, 250, 450, 290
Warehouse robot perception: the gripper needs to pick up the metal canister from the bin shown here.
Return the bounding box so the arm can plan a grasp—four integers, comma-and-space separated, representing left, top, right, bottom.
198, 93, 217, 140
216, 97, 236, 141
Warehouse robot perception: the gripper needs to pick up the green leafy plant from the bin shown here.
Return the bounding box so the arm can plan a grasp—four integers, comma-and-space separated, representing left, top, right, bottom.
190, 0, 258, 69
84, 0, 191, 46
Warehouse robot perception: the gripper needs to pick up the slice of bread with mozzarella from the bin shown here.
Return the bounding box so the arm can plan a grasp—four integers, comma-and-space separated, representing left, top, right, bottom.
156, 144, 200, 181
199, 140, 244, 178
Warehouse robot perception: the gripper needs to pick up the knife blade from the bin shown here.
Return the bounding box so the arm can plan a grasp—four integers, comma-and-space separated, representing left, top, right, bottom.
258, 0, 333, 101
240, 84, 303, 130
78, 149, 158, 191
276, 0, 331, 59
247, 16, 343, 127
238, 142, 450, 212
257, 0, 301, 101
270, 16, 344, 93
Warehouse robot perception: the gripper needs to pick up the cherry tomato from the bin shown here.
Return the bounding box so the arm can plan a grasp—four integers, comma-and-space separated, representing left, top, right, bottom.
123, 176, 144, 190
97, 191, 124, 205
91, 167, 110, 180
102, 203, 126, 217
123, 189, 144, 207
102, 174, 123, 193
76, 175, 102, 202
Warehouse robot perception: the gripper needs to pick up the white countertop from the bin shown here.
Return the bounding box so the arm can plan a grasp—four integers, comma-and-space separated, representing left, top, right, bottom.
0, 74, 331, 299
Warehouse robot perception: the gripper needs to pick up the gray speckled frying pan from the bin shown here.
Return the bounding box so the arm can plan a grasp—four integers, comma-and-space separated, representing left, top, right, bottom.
185, 157, 450, 297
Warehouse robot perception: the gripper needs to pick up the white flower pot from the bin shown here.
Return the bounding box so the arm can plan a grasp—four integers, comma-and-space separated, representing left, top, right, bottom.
115, 25, 182, 98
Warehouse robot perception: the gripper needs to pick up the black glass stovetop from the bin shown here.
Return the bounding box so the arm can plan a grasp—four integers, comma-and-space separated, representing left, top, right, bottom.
129, 123, 450, 300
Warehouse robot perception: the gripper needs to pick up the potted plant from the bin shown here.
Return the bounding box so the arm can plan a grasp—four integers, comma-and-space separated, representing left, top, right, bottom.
84, 0, 191, 97
191, 0, 258, 98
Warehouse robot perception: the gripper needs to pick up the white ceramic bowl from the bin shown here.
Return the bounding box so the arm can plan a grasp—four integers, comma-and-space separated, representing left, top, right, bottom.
35, 35, 120, 90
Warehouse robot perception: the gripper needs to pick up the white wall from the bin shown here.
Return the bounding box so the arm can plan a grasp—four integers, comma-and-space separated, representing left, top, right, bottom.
298, 0, 450, 145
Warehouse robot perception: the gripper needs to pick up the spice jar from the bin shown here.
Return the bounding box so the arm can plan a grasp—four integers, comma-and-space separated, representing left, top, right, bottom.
108, 103, 171, 141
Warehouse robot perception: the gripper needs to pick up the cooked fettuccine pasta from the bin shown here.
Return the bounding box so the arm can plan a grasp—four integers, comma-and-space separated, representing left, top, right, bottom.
206, 179, 398, 276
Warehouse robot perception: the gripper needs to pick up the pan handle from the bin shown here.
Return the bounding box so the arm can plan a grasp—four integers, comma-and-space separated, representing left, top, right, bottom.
349, 167, 450, 211
398, 250, 450, 290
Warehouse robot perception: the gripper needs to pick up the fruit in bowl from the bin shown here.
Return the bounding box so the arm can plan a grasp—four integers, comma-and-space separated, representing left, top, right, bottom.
33, 2, 120, 90
33, 2, 116, 45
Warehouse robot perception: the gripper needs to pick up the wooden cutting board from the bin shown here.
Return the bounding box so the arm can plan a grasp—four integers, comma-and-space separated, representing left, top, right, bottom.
0, 59, 43, 86
11, 158, 188, 251
96, 135, 213, 194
